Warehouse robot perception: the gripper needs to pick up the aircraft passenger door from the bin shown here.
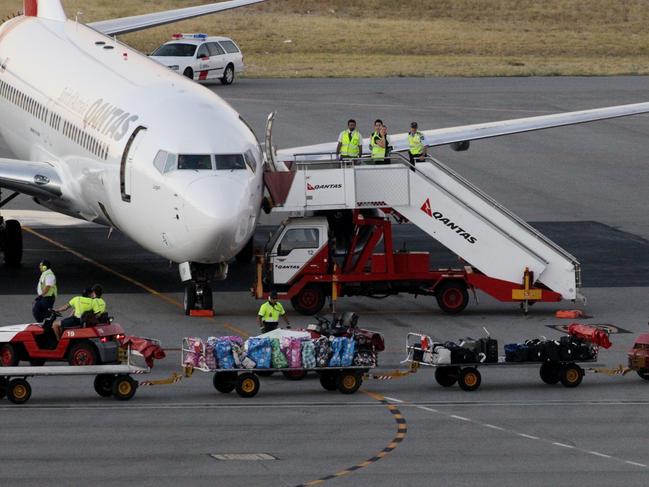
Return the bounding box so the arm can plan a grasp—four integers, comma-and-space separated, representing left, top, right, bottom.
120, 126, 147, 203
272, 227, 322, 284
207, 42, 226, 79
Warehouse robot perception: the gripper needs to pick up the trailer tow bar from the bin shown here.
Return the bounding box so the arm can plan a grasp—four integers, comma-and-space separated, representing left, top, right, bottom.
365, 362, 420, 381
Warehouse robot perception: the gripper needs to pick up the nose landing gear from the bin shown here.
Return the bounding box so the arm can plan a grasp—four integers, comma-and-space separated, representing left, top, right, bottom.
0, 190, 23, 267
180, 262, 226, 315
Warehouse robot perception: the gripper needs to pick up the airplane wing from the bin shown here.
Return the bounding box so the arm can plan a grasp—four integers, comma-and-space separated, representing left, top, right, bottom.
0, 159, 63, 200
88, 0, 267, 37
277, 101, 649, 161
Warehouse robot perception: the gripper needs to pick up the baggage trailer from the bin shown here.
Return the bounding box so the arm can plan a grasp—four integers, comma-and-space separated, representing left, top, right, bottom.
0, 344, 152, 404
402, 333, 598, 391
182, 339, 371, 397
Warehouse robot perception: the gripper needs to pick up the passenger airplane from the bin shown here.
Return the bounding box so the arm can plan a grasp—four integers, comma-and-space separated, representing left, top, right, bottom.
2, 0, 649, 314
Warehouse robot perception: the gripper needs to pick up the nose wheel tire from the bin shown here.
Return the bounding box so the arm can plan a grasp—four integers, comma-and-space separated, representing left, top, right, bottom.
94, 374, 115, 397
560, 364, 584, 388
458, 367, 481, 391
235, 373, 260, 398
184, 284, 213, 315
220, 65, 234, 85
112, 375, 137, 400
540, 363, 561, 384
2, 219, 23, 267
7, 379, 31, 404
435, 281, 469, 314
434, 367, 459, 387
213, 372, 237, 393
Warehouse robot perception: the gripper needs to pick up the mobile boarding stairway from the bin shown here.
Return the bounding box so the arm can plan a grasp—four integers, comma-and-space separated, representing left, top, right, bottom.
263, 150, 582, 309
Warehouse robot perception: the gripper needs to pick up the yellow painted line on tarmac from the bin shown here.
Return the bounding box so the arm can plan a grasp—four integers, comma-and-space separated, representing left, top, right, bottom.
294, 390, 407, 487
23, 227, 249, 337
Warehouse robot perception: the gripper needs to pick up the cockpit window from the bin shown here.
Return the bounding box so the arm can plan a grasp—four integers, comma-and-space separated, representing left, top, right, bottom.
151, 43, 197, 57
178, 154, 213, 170
214, 154, 246, 170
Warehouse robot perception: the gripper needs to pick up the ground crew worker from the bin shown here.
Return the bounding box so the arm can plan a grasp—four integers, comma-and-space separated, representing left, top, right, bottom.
52, 287, 94, 340
371, 125, 390, 164
368, 119, 383, 155
336, 119, 362, 160
32, 260, 57, 322
408, 122, 427, 166
91, 284, 108, 323
257, 291, 290, 333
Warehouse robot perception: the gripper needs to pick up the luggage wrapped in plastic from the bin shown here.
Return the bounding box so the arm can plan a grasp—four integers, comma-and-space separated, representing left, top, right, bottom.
568, 324, 612, 349
329, 337, 345, 367
215, 338, 236, 369
353, 350, 377, 367
301, 340, 317, 369
246, 337, 272, 369
184, 337, 206, 369
315, 337, 332, 367
431, 346, 452, 364
341, 337, 356, 367
270, 338, 288, 368
205, 337, 218, 370
282, 337, 303, 368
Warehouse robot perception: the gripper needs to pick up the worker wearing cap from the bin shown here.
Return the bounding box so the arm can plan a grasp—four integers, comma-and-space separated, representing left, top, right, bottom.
33, 260, 57, 322
257, 292, 290, 333
336, 119, 362, 160
408, 122, 427, 167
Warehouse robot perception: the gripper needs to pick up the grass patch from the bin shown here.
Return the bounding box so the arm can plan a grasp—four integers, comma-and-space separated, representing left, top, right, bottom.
2, 0, 649, 77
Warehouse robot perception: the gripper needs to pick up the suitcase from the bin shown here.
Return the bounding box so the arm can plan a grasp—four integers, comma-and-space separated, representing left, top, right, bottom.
524, 339, 542, 362
411, 347, 425, 363
479, 337, 498, 363
450, 347, 476, 364
432, 346, 451, 365
459, 337, 480, 355
540, 340, 560, 362
504, 343, 528, 362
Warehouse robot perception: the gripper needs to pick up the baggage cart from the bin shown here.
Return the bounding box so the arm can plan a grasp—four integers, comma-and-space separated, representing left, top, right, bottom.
182, 338, 372, 397
0, 342, 154, 404
403, 333, 599, 391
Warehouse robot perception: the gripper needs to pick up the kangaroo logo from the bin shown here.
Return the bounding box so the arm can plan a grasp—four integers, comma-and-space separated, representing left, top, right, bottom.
420, 198, 432, 217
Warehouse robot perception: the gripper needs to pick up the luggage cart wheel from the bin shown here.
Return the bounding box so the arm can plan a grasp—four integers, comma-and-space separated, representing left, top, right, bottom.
458, 368, 481, 391
7, 378, 31, 404
112, 375, 137, 401
0, 377, 8, 399
319, 372, 338, 391
637, 369, 649, 381
559, 364, 583, 388
539, 363, 561, 385
236, 373, 260, 398
435, 367, 459, 387
94, 374, 116, 397
213, 372, 237, 393
337, 371, 362, 394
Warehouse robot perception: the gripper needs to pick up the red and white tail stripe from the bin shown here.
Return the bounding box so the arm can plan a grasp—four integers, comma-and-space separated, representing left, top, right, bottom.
23, 0, 66, 21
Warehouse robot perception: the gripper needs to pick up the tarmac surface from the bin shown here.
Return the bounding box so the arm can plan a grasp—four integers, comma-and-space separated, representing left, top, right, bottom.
2, 77, 649, 486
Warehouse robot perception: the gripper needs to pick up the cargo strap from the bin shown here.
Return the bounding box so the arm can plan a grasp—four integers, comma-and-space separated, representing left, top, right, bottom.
139, 372, 184, 387
588, 365, 633, 376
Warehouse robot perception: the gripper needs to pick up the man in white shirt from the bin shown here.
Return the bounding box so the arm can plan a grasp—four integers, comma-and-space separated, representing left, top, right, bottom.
33, 260, 57, 322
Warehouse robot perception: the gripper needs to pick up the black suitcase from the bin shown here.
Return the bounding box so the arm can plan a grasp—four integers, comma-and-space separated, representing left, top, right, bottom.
448, 344, 476, 364
479, 338, 498, 363
525, 339, 542, 362
540, 340, 561, 362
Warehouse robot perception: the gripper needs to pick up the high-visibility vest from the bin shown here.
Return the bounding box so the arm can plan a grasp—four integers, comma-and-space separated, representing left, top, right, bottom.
340, 130, 361, 157
408, 131, 425, 155
372, 134, 387, 159
69, 296, 94, 318
92, 298, 107, 315
258, 301, 285, 322
369, 131, 379, 151
39, 269, 57, 297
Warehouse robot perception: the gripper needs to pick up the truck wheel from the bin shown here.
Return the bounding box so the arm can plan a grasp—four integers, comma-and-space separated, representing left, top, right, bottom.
435, 367, 458, 387
213, 372, 237, 393
7, 379, 31, 404
3, 219, 23, 267
0, 377, 8, 399
283, 370, 307, 380
337, 371, 362, 394
291, 285, 326, 315
235, 373, 260, 398
0, 343, 19, 366
539, 363, 561, 384
458, 367, 481, 391
319, 372, 338, 391
68, 342, 98, 366
94, 374, 115, 397
560, 364, 583, 388
435, 281, 469, 314
112, 375, 137, 400
636, 370, 649, 381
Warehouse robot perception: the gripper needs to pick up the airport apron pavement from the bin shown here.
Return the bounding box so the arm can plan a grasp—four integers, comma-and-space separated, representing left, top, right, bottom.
1, 77, 649, 486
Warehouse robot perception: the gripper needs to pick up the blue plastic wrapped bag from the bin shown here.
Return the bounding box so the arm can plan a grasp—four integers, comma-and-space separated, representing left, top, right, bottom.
246, 338, 272, 369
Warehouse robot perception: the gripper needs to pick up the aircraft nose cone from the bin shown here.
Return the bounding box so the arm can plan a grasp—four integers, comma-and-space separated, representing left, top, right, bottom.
183, 176, 256, 260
